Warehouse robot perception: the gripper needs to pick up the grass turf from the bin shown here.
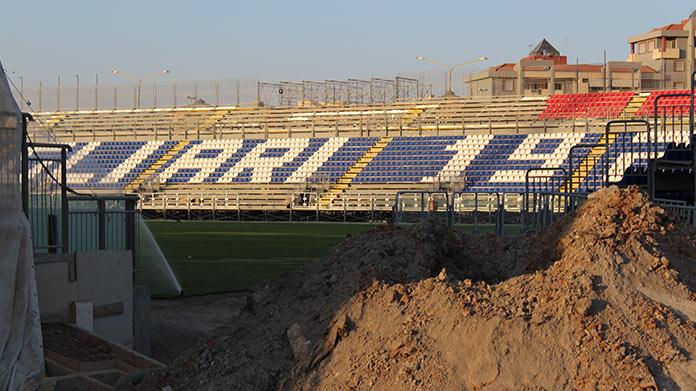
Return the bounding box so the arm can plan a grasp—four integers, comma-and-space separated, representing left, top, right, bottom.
145, 221, 375, 296
143, 221, 519, 297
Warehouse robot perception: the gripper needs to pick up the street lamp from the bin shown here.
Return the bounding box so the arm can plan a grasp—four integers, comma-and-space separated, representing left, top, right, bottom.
416, 55, 488, 96
74, 74, 79, 111
112, 69, 170, 108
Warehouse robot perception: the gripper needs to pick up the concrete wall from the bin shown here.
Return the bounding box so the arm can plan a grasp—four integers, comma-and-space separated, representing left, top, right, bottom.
35, 250, 133, 347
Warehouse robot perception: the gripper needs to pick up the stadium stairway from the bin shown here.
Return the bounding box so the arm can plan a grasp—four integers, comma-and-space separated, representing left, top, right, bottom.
43, 113, 67, 127
125, 140, 190, 192
196, 108, 233, 133
621, 93, 649, 117
564, 132, 618, 192
319, 136, 392, 207
400, 107, 425, 129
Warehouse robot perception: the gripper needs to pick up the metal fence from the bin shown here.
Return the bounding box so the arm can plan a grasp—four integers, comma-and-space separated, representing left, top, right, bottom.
10, 68, 483, 112
393, 191, 526, 235
66, 195, 138, 257
21, 118, 140, 261
23, 141, 69, 253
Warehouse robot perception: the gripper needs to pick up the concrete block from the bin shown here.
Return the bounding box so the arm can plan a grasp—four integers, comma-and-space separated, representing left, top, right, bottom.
71, 301, 93, 332
133, 285, 152, 356
35, 258, 79, 323
76, 250, 133, 347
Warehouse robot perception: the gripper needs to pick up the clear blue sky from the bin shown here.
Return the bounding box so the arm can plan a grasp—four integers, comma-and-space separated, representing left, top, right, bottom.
1, 0, 693, 86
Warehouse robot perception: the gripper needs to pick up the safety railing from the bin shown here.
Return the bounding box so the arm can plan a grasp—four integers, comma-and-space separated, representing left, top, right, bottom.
393, 191, 451, 225
393, 191, 527, 235
22, 140, 70, 253
660, 203, 696, 228
522, 191, 587, 233
66, 195, 139, 265
21, 118, 140, 261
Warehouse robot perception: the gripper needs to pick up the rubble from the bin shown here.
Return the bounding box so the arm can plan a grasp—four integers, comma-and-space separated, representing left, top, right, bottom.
141, 186, 696, 390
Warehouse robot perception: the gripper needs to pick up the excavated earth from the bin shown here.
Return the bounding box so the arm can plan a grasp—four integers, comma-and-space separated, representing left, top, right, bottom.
141, 186, 696, 390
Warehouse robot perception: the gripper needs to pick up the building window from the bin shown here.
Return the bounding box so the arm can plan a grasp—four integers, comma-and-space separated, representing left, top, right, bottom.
647, 40, 655, 52
667, 39, 677, 49
555, 82, 563, 91
503, 79, 514, 92
638, 42, 646, 54
674, 60, 685, 72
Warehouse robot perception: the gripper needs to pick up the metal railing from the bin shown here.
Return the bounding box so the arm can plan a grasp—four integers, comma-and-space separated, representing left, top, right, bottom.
661, 203, 696, 228
393, 191, 526, 235
521, 191, 587, 232
21, 117, 140, 261
66, 195, 138, 260
22, 139, 70, 253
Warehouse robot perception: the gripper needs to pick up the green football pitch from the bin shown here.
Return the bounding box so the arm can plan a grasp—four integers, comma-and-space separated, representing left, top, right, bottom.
141, 221, 516, 297
144, 221, 376, 296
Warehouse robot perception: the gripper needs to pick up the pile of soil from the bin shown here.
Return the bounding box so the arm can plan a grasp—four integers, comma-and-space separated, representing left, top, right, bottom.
142, 186, 696, 390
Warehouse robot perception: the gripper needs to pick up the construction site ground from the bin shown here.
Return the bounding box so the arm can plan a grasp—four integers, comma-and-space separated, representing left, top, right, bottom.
140, 186, 696, 390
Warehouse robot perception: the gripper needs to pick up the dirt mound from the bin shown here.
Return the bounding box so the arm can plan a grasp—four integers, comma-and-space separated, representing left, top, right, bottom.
142, 186, 696, 390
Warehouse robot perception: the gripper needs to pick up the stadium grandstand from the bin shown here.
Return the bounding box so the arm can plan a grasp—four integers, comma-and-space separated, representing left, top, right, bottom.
25, 85, 696, 220
9, 5, 696, 389
19, 8, 696, 222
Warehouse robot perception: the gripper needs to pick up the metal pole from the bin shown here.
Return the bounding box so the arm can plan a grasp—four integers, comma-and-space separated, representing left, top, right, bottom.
125, 198, 136, 269
38, 82, 43, 111
236, 80, 241, 106
447, 67, 453, 95
74, 74, 79, 111
95, 73, 99, 110
21, 115, 29, 218
603, 49, 607, 92
98, 199, 106, 250
61, 147, 68, 253
56, 75, 61, 112
19, 77, 23, 110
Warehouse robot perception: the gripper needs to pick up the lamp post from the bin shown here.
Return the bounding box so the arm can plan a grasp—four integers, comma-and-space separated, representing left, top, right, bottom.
74, 74, 79, 111
112, 69, 170, 108
416, 55, 488, 96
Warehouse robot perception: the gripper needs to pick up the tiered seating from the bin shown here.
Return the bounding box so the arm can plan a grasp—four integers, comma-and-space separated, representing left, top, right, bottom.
30, 96, 553, 142
633, 90, 695, 117
157, 137, 378, 185
540, 92, 635, 119
34, 132, 689, 196
33, 107, 229, 141
580, 129, 692, 190
407, 96, 548, 131
354, 136, 459, 183
31, 141, 176, 189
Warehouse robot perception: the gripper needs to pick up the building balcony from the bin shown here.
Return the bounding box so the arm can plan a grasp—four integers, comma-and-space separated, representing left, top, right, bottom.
652, 48, 681, 60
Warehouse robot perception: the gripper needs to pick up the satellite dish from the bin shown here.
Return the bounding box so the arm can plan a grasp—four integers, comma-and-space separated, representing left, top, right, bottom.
278, 88, 284, 95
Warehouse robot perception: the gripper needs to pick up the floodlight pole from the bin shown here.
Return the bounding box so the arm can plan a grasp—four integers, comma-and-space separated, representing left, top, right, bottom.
112, 69, 170, 109
416, 55, 488, 96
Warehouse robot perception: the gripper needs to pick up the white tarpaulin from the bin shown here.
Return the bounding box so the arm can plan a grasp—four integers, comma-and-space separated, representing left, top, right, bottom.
0, 61, 43, 390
